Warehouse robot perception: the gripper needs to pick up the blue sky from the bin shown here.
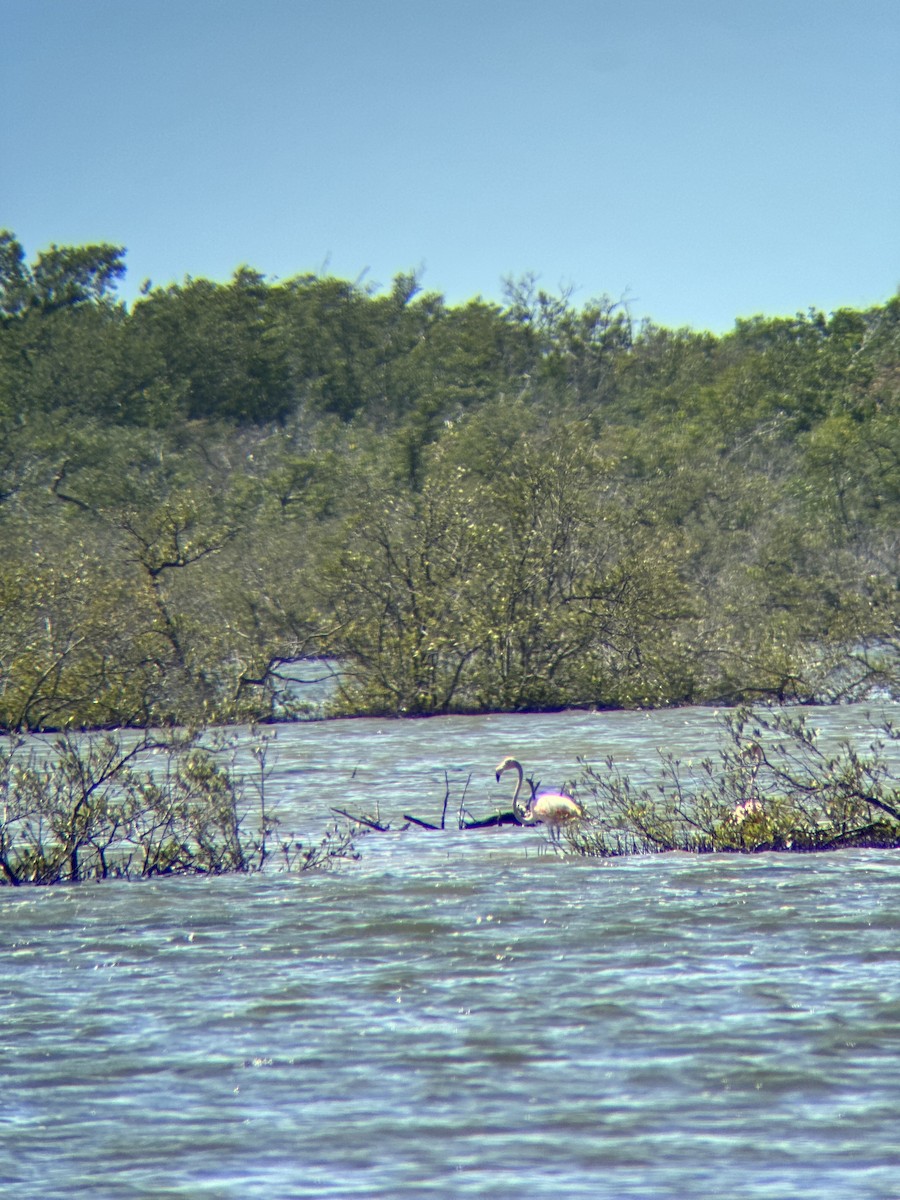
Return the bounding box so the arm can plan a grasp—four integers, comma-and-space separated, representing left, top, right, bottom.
2, 0, 897, 331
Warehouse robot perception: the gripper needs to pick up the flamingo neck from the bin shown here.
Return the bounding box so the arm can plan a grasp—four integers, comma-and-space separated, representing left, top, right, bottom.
510, 764, 536, 823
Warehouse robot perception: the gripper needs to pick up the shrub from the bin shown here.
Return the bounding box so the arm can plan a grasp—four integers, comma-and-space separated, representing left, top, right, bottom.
568, 706, 900, 855
0, 728, 359, 885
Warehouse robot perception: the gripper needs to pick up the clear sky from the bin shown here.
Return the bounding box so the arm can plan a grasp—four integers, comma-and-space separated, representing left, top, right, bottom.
2, 0, 898, 332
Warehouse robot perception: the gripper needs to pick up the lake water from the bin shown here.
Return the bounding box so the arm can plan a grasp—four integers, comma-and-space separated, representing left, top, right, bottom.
3, 706, 900, 1198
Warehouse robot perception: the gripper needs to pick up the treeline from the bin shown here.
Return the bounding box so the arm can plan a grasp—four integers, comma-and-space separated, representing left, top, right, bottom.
0, 231, 897, 730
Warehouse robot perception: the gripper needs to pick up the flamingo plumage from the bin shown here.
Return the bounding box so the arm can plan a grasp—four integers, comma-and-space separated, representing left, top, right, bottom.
495, 756, 584, 840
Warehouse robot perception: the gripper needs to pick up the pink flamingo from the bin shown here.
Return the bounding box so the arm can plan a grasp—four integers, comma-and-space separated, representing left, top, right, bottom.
495, 756, 585, 840
731, 741, 764, 823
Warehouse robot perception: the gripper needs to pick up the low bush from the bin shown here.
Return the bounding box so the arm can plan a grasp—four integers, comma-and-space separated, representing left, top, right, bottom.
0, 728, 359, 885
567, 707, 900, 856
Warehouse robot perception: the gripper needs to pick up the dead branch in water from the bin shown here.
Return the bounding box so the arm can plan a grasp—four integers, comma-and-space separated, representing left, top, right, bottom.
331, 806, 390, 832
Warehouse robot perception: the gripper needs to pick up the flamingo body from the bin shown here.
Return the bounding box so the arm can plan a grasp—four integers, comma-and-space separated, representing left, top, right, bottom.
495, 756, 584, 838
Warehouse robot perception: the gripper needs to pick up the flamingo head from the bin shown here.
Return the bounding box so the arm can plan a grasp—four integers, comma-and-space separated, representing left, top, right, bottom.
495, 756, 520, 782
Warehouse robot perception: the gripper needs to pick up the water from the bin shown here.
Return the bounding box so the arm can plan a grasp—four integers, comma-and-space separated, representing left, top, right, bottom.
3, 706, 900, 1198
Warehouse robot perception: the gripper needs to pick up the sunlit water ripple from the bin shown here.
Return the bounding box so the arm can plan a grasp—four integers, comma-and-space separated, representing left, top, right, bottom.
2, 706, 899, 1198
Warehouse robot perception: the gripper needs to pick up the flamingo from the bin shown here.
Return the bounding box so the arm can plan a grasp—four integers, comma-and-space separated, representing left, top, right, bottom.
495, 756, 584, 840
730, 741, 764, 823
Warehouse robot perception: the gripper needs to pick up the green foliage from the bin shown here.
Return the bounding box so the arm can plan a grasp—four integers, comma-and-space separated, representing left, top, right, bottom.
0, 230, 897, 726
569, 707, 900, 856
130, 271, 293, 424
324, 410, 691, 714
0, 231, 125, 316
0, 729, 360, 885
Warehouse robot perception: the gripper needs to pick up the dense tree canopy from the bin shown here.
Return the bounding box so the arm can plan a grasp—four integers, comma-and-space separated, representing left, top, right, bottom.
1, 231, 897, 729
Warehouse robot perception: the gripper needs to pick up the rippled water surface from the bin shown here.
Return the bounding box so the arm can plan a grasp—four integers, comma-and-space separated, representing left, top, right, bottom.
3, 707, 900, 1198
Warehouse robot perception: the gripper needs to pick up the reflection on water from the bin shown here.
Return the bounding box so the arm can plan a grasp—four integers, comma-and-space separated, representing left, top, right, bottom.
2, 706, 899, 1199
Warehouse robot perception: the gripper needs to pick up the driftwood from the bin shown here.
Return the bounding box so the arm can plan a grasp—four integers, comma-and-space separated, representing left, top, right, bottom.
402, 810, 521, 830
331, 807, 391, 832
402, 813, 441, 830
335, 806, 521, 832
462, 811, 521, 829
341, 769, 523, 833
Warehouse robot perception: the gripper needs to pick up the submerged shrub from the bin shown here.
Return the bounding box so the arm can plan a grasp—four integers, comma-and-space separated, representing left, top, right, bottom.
567, 706, 900, 856
0, 728, 360, 885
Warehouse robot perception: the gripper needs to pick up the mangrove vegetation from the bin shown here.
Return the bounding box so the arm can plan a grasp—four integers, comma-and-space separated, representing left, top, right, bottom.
568, 706, 900, 856
0, 727, 361, 885
1, 231, 898, 730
